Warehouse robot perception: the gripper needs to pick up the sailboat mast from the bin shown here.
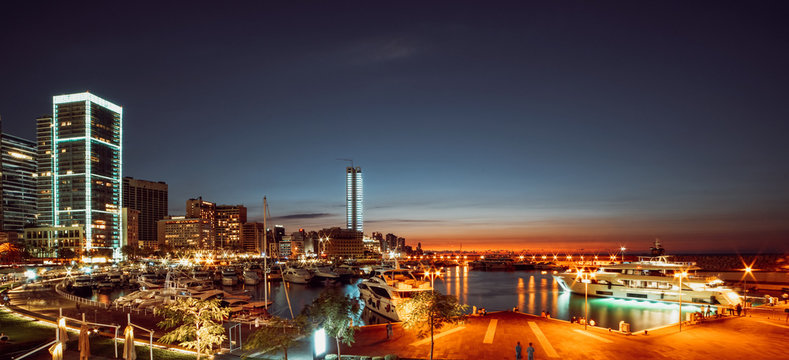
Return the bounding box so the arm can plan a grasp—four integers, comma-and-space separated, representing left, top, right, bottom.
263, 196, 268, 310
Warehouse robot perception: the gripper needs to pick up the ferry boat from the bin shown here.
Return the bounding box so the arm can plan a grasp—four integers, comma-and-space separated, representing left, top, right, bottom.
357, 268, 433, 321
553, 242, 742, 307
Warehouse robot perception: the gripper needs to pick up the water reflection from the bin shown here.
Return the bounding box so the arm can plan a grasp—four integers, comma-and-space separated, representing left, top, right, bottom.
83, 270, 707, 330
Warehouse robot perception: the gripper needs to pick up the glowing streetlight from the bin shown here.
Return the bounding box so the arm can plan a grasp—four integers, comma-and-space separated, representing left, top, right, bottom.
674, 271, 688, 331
743, 266, 752, 314
424, 268, 443, 292
578, 269, 595, 330
620, 247, 626, 263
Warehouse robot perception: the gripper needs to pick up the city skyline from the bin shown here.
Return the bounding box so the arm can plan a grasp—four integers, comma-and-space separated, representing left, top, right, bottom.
1, 2, 788, 253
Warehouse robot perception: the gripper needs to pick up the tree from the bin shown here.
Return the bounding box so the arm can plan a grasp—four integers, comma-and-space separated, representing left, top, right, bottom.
307, 290, 360, 359
154, 297, 229, 360
58, 247, 76, 261
121, 245, 137, 260
397, 291, 468, 360
244, 315, 308, 360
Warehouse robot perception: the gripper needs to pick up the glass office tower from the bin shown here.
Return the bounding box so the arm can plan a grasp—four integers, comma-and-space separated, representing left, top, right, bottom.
36, 115, 53, 226
346, 166, 363, 233
52, 93, 122, 259
1, 133, 37, 232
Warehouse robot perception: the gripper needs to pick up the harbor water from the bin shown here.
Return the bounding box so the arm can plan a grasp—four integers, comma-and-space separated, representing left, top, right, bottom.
83, 267, 710, 331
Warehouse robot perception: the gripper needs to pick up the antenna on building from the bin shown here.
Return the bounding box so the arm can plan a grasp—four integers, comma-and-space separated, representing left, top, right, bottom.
337, 158, 354, 168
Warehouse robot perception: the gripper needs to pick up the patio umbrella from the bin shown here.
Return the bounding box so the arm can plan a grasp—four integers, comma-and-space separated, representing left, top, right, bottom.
123, 325, 137, 360
57, 317, 68, 350
48, 341, 63, 360
78, 323, 90, 360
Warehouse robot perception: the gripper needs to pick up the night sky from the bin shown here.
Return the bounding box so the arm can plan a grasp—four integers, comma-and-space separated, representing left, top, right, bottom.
2, 1, 788, 253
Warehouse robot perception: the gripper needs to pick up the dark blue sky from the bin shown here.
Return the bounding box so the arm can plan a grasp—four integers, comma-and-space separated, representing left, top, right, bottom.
2, 1, 788, 252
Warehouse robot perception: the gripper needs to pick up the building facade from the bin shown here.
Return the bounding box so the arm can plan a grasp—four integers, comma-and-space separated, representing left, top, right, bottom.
52, 92, 122, 259
24, 225, 84, 259
216, 205, 246, 250
319, 227, 364, 258
1, 132, 37, 233
186, 197, 215, 248
35, 115, 54, 226
122, 177, 167, 249
122, 207, 139, 249
241, 222, 265, 254
346, 166, 363, 233
157, 216, 212, 249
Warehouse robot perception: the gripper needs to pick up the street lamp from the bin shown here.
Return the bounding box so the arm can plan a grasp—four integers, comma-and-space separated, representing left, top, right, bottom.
743, 266, 752, 314
424, 268, 442, 292
578, 269, 595, 330
674, 271, 688, 331
620, 247, 626, 263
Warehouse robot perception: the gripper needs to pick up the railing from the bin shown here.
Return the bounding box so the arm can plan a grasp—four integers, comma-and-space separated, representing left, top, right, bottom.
54, 281, 109, 309
11, 339, 57, 359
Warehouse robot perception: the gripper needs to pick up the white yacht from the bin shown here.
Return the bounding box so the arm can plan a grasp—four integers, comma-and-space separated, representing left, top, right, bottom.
309, 265, 339, 280
357, 268, 433, 321
282, 267, 313, 284
553, 250, 742, 308
243, 269, 260, 285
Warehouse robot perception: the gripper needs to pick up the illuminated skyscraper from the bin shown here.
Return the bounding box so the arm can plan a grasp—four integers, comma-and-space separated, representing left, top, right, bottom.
186, 197, 216, 248
52, 92, 122, 259
1, 132, 37, 232
346, 166, 363, 233
123, 177, 168, 249
35, 115, 54, 226
216, 204, 246, 250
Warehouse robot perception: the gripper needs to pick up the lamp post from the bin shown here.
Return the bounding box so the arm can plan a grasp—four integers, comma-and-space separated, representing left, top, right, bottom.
424, 268, 442, 293
578, 270, 595, 330
620, 247, 626, 264
743, 266, 752, 314
674, 271, 687, 331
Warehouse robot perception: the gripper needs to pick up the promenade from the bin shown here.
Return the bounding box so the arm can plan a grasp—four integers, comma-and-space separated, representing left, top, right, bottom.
5, 285, 789, 359
340, 309, 789, 359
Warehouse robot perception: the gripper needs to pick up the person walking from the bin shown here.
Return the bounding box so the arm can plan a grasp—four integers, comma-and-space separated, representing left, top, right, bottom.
515, 341, 522, 360
527, 342, 536, 360
386, 322, 393, 339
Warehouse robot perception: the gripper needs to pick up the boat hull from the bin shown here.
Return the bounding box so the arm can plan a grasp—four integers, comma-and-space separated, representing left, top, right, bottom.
553, 274, 741, 307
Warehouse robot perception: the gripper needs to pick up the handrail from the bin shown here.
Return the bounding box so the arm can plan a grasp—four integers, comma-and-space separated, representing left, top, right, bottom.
54, 281, 109, 309
11, 339, 57, 359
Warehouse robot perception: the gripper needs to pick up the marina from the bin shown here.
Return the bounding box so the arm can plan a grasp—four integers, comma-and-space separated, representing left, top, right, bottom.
54, 255, 762, 331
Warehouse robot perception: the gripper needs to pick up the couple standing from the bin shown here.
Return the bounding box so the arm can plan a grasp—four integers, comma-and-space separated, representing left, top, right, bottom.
515, 341, 535, 360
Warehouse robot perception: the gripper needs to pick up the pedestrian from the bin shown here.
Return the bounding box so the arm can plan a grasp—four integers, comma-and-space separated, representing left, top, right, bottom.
386, 322, 393, 339
527, 342, 535, 360
736, 303, 742, 316
515, 341, 522, 360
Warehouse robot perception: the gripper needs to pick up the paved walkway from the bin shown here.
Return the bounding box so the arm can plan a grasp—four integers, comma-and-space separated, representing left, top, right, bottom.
339, 311, 789, 359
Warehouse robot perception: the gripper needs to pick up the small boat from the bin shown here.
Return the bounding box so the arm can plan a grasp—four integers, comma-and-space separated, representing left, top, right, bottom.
282, 267, 313, 284
222, 268, 238, 286
98, 279, 115, 290
309, 265, 339, 280
109, 272, 123, 284
266, 267, 282, 282
243, 270, 260, 285
73, 275, 92, 290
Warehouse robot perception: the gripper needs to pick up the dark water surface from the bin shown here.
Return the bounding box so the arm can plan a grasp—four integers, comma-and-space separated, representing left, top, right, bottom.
85, 267, 708, 331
